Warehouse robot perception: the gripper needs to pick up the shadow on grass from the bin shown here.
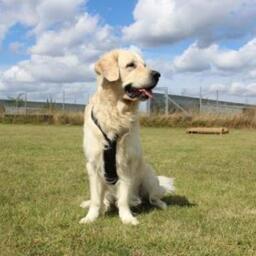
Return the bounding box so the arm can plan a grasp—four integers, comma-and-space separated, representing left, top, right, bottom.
105, 195, 196, 217
134, 195, 196, 214
164, 195, 197, 207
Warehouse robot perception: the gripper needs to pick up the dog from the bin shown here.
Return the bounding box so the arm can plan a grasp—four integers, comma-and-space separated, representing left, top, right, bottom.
80, 49, 174, 225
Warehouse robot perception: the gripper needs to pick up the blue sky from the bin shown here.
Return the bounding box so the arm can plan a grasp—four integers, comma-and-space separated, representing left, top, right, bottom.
0, 0, 256, 104
1, 24, 33, 65
86, 0, 137, 26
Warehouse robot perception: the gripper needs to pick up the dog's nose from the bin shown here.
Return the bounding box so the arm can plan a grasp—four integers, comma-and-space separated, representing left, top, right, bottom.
151, 70, 161, 80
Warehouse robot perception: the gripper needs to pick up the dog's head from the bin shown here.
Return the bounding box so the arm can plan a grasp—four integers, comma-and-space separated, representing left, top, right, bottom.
95, 49, 160, 101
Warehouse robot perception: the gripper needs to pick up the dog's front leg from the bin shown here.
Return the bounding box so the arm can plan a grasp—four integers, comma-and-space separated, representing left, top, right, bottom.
117, 179, 139, 225
80, 163, 105, 224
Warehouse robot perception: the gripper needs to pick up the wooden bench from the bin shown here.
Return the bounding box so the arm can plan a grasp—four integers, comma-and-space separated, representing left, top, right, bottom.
186, 127, 229, 135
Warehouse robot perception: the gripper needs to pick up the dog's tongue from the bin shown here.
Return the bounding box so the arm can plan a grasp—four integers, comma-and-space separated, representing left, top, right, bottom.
139, 88, 153, 99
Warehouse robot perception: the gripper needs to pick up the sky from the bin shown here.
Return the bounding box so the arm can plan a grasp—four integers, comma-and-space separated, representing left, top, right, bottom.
0, 0, 256, 105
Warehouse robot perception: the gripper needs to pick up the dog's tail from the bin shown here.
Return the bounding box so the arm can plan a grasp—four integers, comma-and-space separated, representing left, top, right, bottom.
158, 176, 175, 194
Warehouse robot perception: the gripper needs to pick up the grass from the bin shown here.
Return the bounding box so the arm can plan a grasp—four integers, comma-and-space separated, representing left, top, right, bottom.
0, 124, 256, 256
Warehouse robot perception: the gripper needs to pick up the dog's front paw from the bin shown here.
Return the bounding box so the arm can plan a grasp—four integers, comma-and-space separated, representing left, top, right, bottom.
120, 215, 139, 225
79, 208, 100, 224
79, 215, 97, 224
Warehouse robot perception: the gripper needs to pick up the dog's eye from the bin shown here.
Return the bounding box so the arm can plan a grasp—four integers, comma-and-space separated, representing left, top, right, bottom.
126, 62, 136, 68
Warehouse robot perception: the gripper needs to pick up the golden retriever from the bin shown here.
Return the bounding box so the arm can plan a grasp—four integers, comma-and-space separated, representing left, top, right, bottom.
80, 49, 174, 225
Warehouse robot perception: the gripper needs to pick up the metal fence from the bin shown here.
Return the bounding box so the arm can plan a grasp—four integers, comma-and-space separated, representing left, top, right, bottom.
1, 91, 255, 117
0, 99, 85, 116
148, 89, 255, 116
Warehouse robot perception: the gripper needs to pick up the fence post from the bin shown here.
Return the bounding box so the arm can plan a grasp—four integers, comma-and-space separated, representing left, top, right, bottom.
165, 88, 168, 115
216, 90, 219, 113
147, 99, 151, 115
62, 90, 65, 111
199, 87, 202, 114
25, 93, 27, 115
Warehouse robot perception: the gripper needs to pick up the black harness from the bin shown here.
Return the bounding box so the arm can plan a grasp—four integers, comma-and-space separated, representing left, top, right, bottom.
91, 110, 119, 185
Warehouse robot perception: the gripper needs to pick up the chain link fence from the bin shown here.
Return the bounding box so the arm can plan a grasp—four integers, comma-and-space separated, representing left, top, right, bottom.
1, 89, 255, 117
148, 89, 255, 116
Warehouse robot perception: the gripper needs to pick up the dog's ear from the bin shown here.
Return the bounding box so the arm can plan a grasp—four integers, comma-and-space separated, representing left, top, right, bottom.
95, 51, 119, 82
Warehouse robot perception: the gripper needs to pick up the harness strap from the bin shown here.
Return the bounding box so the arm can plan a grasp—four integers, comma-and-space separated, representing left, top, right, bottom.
91, 110, 118, 185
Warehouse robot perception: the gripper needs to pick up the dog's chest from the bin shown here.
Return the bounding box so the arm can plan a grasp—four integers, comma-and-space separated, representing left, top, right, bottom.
116, 129, 142, 167
84, 113, 143, 183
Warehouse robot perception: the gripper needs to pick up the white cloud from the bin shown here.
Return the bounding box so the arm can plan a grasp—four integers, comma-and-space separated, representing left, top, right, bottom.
0, 0, 119, 103
208, 82, 256, 97
34, 0, 84, 32
0, 0, 84, 46
172, 38, 256, 74
2, 9, 117, 86
3, 65, 34, 83
0, 0, 39, 26
249, 69, 256, 78
168, 38, 256, 100
0, 81, 4, 91
2, 54, 94, 84
123, 0, 256, 47
0, 0, 40, 46
0, 0, 89, 48
214, 39, 256, 71
0, 80, 94, 103
30, 13, 116, 57
208, 83, 228, 93
173, 43, 215, 72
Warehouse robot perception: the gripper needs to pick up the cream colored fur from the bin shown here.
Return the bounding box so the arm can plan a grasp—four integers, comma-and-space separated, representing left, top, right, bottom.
80, 49, 174, 225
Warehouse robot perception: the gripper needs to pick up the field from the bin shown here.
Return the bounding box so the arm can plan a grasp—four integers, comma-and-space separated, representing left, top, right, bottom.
0, 124, 256, 256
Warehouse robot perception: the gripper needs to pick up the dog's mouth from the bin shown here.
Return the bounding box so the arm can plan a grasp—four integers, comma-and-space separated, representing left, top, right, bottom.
124, 84, 155, 101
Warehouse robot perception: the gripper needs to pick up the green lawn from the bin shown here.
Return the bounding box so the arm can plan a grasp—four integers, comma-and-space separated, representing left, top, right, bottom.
0, 124, 256, 256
